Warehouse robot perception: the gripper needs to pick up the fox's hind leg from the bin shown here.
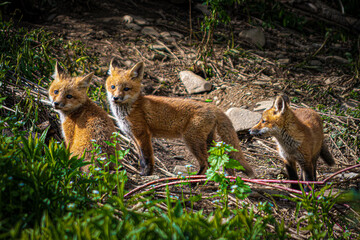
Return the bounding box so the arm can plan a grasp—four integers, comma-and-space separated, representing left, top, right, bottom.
184, 134, 209, 175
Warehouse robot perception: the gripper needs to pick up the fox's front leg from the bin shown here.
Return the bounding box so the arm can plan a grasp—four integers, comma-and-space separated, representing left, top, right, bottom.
133, 130, 155, 176
284, 159, 300, 190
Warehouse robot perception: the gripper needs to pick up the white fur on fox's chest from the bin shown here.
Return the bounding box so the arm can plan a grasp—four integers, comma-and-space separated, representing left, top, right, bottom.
109, 101, 132, 136
57, 111, 67, 139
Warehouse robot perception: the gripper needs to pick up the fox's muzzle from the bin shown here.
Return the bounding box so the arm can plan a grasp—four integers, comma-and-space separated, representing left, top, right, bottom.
249, 128, 261, 136
53, 101, 64, 109
112, 96, 124, 103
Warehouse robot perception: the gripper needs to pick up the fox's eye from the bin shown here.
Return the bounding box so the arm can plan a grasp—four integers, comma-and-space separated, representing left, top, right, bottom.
111, 85, 115, 89
124, 87, 130, 91
66, 94, 73, 99
54, 90, 59, 94
262, 120, 266, 123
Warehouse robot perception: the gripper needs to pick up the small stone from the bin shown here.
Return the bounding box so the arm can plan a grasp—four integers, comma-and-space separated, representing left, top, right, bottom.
160, 32, 171, 38
150, 44, 168, 51
95, 30, 109, 39
278, 58, 290, 64
259, 74, 271, 81
133, 16, 147, 25
124, 60, 133, 67
324, 77, 338, 85
253, 100, 274, 112
325, 55, 349, 64
239, 27, 266, 48
225, 108, 261, 132
125, 23, 141, 31
179, 71, 212, 94
164, 36, 176, 43
122, 15, 134, 23
174, 166, 189, 175
220, 85, 227, 90
170, 31, 184, 39
141, 26, 160, 37
309, 60, 322, 66
252, 81, 267, 86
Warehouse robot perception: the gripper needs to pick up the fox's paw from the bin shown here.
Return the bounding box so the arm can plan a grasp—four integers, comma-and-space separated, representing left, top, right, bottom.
140, 165, 154, 176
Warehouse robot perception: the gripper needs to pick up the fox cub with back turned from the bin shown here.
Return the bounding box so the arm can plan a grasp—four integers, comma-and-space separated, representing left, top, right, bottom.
250, 95, 335, 189
105, 59, 255, 178
48, 63, 118, 171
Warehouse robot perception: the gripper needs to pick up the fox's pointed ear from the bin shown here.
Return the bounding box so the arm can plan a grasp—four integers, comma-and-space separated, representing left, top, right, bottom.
108, 58, 120, 75
274, 95, 287, 114
52, 62, 62, 80
129, 62, 144, 81
76, 72, 94, 89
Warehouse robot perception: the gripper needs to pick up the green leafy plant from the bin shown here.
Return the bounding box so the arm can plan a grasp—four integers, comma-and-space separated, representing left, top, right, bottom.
206, 141, 251, 211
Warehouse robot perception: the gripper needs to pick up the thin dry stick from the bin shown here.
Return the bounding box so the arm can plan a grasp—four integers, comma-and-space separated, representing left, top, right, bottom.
124, 164, 360, 198
155, 156, 175, 177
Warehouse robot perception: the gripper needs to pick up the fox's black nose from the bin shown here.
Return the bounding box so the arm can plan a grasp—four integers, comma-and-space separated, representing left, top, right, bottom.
113, 96, 123, 101
54, 102, 60, 106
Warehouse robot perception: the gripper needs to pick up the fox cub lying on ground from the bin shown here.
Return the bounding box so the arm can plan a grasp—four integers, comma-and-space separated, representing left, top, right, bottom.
48, 63, 118, 172
105, 59, 255, 178
250, 95, 335, 189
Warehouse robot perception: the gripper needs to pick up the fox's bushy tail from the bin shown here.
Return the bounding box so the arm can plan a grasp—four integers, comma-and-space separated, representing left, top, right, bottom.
320, 142, 335, 166
215, 111, 255, 178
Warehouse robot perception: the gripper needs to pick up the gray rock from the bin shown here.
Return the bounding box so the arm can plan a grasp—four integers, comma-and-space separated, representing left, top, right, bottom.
170, 31, 184, 39
174, 165, 193, 175
278, 58, 290, 64
309, 60, 322, 66
95, 30, 109, 39
252, 81, 267, 86
161, 32, 176, 43
125, 23, 141, 31
225, 108, 261, 132
239, 28, 266, 48
141, 26, 160, 37
160, 31, 171, 38
133, 16, 148, 26
325, 55, 349, 64
150, 44, 168, 51
124, 60, 133, 67
179, 71, 212, 94
253, 100, 274, 112
122, 15, 134, 23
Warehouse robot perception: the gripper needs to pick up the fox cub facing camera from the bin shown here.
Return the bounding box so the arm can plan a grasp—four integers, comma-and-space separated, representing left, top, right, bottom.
250, 95, 335, 189
105, 59, 255, 178
48, 63, 118, 172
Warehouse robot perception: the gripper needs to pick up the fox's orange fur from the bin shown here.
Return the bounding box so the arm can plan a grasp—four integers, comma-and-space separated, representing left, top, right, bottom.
250, 95, 335, 189
105, 60, 255, 177
48, 63, 118, 171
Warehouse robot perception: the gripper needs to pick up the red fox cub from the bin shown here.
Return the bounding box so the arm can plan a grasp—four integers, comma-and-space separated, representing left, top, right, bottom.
105, 60, 255, 178
48, 63, 118, 172
250, 95, 335, 189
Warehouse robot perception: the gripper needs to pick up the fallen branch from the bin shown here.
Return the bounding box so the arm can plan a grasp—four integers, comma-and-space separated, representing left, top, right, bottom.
124, 163, 360, 198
